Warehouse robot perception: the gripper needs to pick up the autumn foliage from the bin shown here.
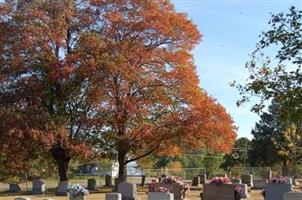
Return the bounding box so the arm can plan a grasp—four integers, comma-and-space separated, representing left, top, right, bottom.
0, 0, 236, 181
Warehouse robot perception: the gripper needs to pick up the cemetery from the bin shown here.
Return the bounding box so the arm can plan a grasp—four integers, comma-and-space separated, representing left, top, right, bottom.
0, 0, 301, 200
0, 172, 302, 200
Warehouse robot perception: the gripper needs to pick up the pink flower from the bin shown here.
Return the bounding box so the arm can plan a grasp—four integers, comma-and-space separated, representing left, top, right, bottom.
157, 187, 170, 193
270, 176, 287, 184
210, 176, 231, 184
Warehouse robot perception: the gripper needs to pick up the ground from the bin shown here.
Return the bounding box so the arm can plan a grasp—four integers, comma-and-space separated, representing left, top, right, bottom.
0, 191, 265, 200
0, 188, 264, 200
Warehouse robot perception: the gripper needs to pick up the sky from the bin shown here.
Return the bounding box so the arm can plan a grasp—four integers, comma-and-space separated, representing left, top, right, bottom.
172, 0, 302, 139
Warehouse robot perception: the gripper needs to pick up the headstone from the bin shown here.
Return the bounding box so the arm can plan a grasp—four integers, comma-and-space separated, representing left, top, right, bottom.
265, 183, 292, 200
199, 174, 207, 184
283, 192, 302, 200
287, 176, 297, 185
286, 178, 293, 185
115, 177, 126, 192
241, 174, 253, 187
32, 179, 45, 194
203, 184, 236, 200
117, 182, 137, 200
231, 179, 242, 184
105, 175, 113, 186
106, 193, 122, 200
56, 181, 69, 196
154, 182, 185, 200
235, 184, 248, 199
148, 192, 174, 200
87, 178, 97, 190
141, 175, 146, 187
15, 197, 31, 200
9, 183, 21, 193
265, 170, 273, 180
192, 176, 200, 186
253, 179, 268, 189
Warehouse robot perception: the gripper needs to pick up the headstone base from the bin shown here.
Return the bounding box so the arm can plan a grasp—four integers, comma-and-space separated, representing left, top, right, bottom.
106, 193, 122, 200
56, 181, 69, 196
9, 183, 21, 193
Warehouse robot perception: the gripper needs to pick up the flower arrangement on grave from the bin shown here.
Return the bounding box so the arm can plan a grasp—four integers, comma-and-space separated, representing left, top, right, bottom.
148, 178, 159, 192
157, 186, 170, 193
68, 184, 89, 200
209, 176, 231, 185
234, 185, 242, 193
270, 176, 287, 184
161, 176, 190, 191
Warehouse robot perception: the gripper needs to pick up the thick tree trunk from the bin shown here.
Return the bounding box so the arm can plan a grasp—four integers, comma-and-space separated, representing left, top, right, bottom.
56, 157, 70, 182
118, 151, 127, 182
51, 144, 71, 182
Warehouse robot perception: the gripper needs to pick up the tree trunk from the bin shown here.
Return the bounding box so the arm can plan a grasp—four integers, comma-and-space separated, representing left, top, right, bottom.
118, 151, 127, 182
51, 144, 71, 182
282, 160, 288, 176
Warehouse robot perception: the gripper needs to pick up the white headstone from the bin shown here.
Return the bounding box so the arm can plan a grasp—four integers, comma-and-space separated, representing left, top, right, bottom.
286, 178, 293, 185
56, 181, 69, 196
106, 193, 122, 200
148, 192, 174, 200
199, 174, 207, 184
283, 192, 302, 200
265, 170, 273, 180
117, 182, 137, 200
32, 179, 45, 194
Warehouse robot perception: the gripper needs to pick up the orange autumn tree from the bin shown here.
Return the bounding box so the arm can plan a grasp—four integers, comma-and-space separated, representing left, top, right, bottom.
0, 0, 105, 184
88, 0, 237, 180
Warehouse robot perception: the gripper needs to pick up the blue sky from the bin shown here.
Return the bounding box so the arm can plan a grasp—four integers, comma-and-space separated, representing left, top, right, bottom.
172, 0, 302, 139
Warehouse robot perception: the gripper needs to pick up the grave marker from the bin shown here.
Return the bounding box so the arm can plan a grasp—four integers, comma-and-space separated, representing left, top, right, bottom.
118, 182, 138, 200
106, 193, 122, 200
265, 183, 292, 200
148, 192, 174, 200
32, 179, 45, 194
87, 179, 97, 190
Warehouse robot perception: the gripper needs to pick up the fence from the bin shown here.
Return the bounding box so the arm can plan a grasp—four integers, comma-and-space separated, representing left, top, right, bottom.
0, 167, 207, 192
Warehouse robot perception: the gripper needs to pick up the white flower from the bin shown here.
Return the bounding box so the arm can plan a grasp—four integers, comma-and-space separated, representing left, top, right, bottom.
68, 184, 89, 197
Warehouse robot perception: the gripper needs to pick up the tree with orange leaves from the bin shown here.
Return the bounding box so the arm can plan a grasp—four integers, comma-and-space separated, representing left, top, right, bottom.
88, 0, 236, 180
0, 0, 103, 185
0, 0, 236, 184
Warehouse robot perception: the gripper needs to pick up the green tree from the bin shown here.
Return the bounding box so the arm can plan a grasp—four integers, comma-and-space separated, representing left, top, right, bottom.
220, 138, 251, 171
233, 6, 302, 121
181, 151, 207, 169
272, 123, 302, 175
248, 100, 285, 167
